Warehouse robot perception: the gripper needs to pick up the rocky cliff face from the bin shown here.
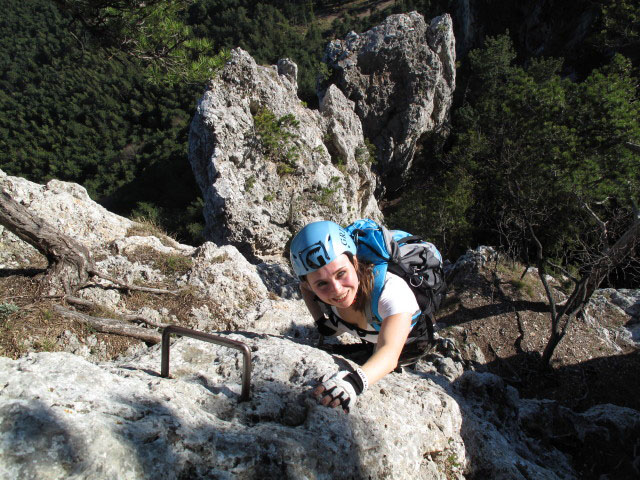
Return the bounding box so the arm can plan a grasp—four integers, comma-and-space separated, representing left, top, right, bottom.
188, 48, 382, 258
1, 173, 639, 479
322, 12, 456, 187
9, 334, 635, 480
188, 12, 455, 255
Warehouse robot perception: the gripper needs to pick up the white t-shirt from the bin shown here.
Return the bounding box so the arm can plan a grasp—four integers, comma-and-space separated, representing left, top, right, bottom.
376, 272, 420, 319
328, 272, 420, 343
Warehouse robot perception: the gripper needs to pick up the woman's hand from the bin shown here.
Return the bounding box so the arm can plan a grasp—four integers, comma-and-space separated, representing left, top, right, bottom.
312, 369, 368, 413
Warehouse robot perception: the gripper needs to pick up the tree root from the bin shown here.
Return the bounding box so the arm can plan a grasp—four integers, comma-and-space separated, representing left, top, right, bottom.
64, 295, 170, 329
87, 269, 179, 295
54, 304, 162, 344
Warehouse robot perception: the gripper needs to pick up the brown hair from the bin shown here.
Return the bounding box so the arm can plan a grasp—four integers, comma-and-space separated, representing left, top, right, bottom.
347, 253, 374, 313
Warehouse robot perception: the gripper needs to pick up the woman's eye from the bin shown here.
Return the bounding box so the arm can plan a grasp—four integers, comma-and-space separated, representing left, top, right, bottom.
336, 271, 345, 278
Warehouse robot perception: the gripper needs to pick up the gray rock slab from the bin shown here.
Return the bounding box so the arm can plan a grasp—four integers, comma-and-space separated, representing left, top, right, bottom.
0, 336, 466, 479
322, 12, 456, 184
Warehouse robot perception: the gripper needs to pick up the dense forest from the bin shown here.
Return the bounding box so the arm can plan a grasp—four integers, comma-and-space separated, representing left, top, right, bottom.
1, 0, 639, 284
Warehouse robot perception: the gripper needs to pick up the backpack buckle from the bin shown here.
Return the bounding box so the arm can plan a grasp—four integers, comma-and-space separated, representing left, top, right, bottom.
410, 275, 424, 288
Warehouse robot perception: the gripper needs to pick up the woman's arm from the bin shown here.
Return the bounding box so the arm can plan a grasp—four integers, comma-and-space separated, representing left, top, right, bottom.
300, 281, 324, 320
312, 312, 412, 411
360, 312, 412, 384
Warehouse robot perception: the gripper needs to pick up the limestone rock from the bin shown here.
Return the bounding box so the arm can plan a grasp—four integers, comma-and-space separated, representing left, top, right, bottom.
0, 169, 133, 254
446, 246, 498, 286
590, 288, 640, 347
5, 332, 635, 479
322, 12, 456, 185
178, 242, 272, 329
0, 337, 467, 479
188, 48, 382, 257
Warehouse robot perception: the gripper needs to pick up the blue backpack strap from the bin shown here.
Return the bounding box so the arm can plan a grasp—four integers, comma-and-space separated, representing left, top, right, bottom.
369, 265, 424, 331
369, 263, 387, 329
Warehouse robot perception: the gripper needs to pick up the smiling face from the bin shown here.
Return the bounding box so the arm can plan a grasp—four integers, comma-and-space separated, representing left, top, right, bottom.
305, 253, 359, 309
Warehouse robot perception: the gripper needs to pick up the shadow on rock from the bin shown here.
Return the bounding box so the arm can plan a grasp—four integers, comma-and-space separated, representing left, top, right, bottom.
438, 299, 550, 327
0, 267, 46, 278
485, 350, 640, 411
256, 261, 300, 299
481, 350, 640, 479
0, 399, 88, 478
110, 378, 368, 479
449, 371, 579, 480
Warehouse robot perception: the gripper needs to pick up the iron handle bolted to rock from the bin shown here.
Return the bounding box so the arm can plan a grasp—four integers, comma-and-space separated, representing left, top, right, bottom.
160, 325, 252, 402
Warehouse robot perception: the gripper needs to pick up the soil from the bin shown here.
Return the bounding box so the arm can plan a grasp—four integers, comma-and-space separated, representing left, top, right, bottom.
0, 246, 219, 361
437, 258, 640, 413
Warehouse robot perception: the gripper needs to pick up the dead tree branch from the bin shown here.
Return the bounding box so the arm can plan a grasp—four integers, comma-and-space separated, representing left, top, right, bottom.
0, 185, 179, 297
64, 295, 170, 328
0, 183, 181, 345
88, 270, 179, 295
541, 206, 640, 365
54, 305, 162, 344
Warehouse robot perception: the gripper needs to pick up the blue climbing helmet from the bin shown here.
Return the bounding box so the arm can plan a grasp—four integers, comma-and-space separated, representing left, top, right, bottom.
290, 221, 357, 277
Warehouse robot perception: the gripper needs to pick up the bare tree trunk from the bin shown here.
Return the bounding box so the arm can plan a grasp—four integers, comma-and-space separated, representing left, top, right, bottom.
540, 208, 640, 366
0, 187, 97, 294
54, 305, 162, 344
0, 184, 179, 344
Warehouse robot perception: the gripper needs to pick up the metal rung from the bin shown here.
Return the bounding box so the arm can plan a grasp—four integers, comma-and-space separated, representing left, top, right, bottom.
160, 325, 252, 402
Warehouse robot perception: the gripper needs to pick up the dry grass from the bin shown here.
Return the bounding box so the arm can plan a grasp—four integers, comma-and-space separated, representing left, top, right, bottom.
126, 217, 181, 249
122, 287, 230, 332
124, 245, 193, 278
0, 273, 140, 359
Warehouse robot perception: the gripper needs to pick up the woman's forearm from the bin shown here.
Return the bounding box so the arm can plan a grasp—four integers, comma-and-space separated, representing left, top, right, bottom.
360, 345, 403, 384
361, 313, 411, 384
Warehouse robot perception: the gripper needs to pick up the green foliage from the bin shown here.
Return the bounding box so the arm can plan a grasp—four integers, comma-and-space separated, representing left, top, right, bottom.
509, 279, 535, 299
314, 176, 341, 210
355, 138, 377, 165
390, 30, 639, 266
4, 0, 639, 263
449, 34, 640, 264
253, 107, 300, 175
187, 1, 327, 104
131, 202, 162, 224
387, 166, 474, 257
0, 0, 205, 245
0, 303, 19, 321
55, 0, 229, 85
598, 0, 640, 51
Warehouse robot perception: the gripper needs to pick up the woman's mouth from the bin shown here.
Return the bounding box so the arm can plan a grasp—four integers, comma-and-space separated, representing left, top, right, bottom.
333, 291, 349, 303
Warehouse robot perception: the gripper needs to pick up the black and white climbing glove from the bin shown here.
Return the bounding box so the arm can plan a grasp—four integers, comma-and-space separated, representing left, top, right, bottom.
314, 368, 368, 412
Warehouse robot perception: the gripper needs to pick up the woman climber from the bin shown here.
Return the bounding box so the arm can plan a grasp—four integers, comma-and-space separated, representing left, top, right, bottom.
289, 220, 441, 413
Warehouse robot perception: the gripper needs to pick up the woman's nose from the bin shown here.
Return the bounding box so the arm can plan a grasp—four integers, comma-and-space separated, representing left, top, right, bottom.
327, 278, 342, 293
